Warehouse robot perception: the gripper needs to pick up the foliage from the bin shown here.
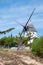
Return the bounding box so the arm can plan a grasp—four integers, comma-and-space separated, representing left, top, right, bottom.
31, 36, 43, 57
17, 32, 31, 46
0, 32, 31, 48
0, 35, 17, 48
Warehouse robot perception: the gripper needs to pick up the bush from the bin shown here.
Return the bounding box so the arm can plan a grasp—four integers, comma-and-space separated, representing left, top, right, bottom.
31, 36, 43, 57
0, 36, 17, 48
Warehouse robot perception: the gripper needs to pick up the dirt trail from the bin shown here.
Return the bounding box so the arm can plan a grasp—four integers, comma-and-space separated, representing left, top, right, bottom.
17, 55, 43, 65
0, 49, 43, 65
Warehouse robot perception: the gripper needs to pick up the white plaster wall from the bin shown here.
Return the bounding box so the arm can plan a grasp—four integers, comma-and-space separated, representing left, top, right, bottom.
24, 31, 37, 44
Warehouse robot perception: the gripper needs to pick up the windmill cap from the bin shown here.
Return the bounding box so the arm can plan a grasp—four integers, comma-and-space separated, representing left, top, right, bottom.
27, 21, 37, 32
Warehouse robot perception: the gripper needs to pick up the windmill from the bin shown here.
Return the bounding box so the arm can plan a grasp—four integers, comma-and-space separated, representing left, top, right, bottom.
15, 8, 37, 37
15, 8, 37, 50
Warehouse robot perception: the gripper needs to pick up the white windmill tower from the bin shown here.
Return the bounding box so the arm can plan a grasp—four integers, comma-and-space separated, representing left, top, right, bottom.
24, 21, 37, 44
25, 21, 37, 37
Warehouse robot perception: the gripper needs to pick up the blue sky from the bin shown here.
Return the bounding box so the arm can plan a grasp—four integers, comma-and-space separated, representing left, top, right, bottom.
0, 0, 43, 37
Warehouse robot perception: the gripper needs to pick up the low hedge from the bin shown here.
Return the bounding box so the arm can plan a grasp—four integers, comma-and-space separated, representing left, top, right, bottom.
31, 36, 43, 57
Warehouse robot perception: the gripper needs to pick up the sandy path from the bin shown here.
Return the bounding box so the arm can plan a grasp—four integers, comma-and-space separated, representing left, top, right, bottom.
0, 50, 43, 65
16, 54, 43, 65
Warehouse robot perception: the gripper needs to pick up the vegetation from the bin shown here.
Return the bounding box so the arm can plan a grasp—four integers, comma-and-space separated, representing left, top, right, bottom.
0, 31, 43, 58
31, 36, 43, 57
0, 35, 17, 48
0, 33, 31, 48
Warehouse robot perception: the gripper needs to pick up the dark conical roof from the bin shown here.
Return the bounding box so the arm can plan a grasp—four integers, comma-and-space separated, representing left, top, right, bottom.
27, 22, 37, 32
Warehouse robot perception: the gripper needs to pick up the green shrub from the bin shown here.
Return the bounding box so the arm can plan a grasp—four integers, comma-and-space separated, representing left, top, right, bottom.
31, 36, 43, 57
0, 36, 17, 47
